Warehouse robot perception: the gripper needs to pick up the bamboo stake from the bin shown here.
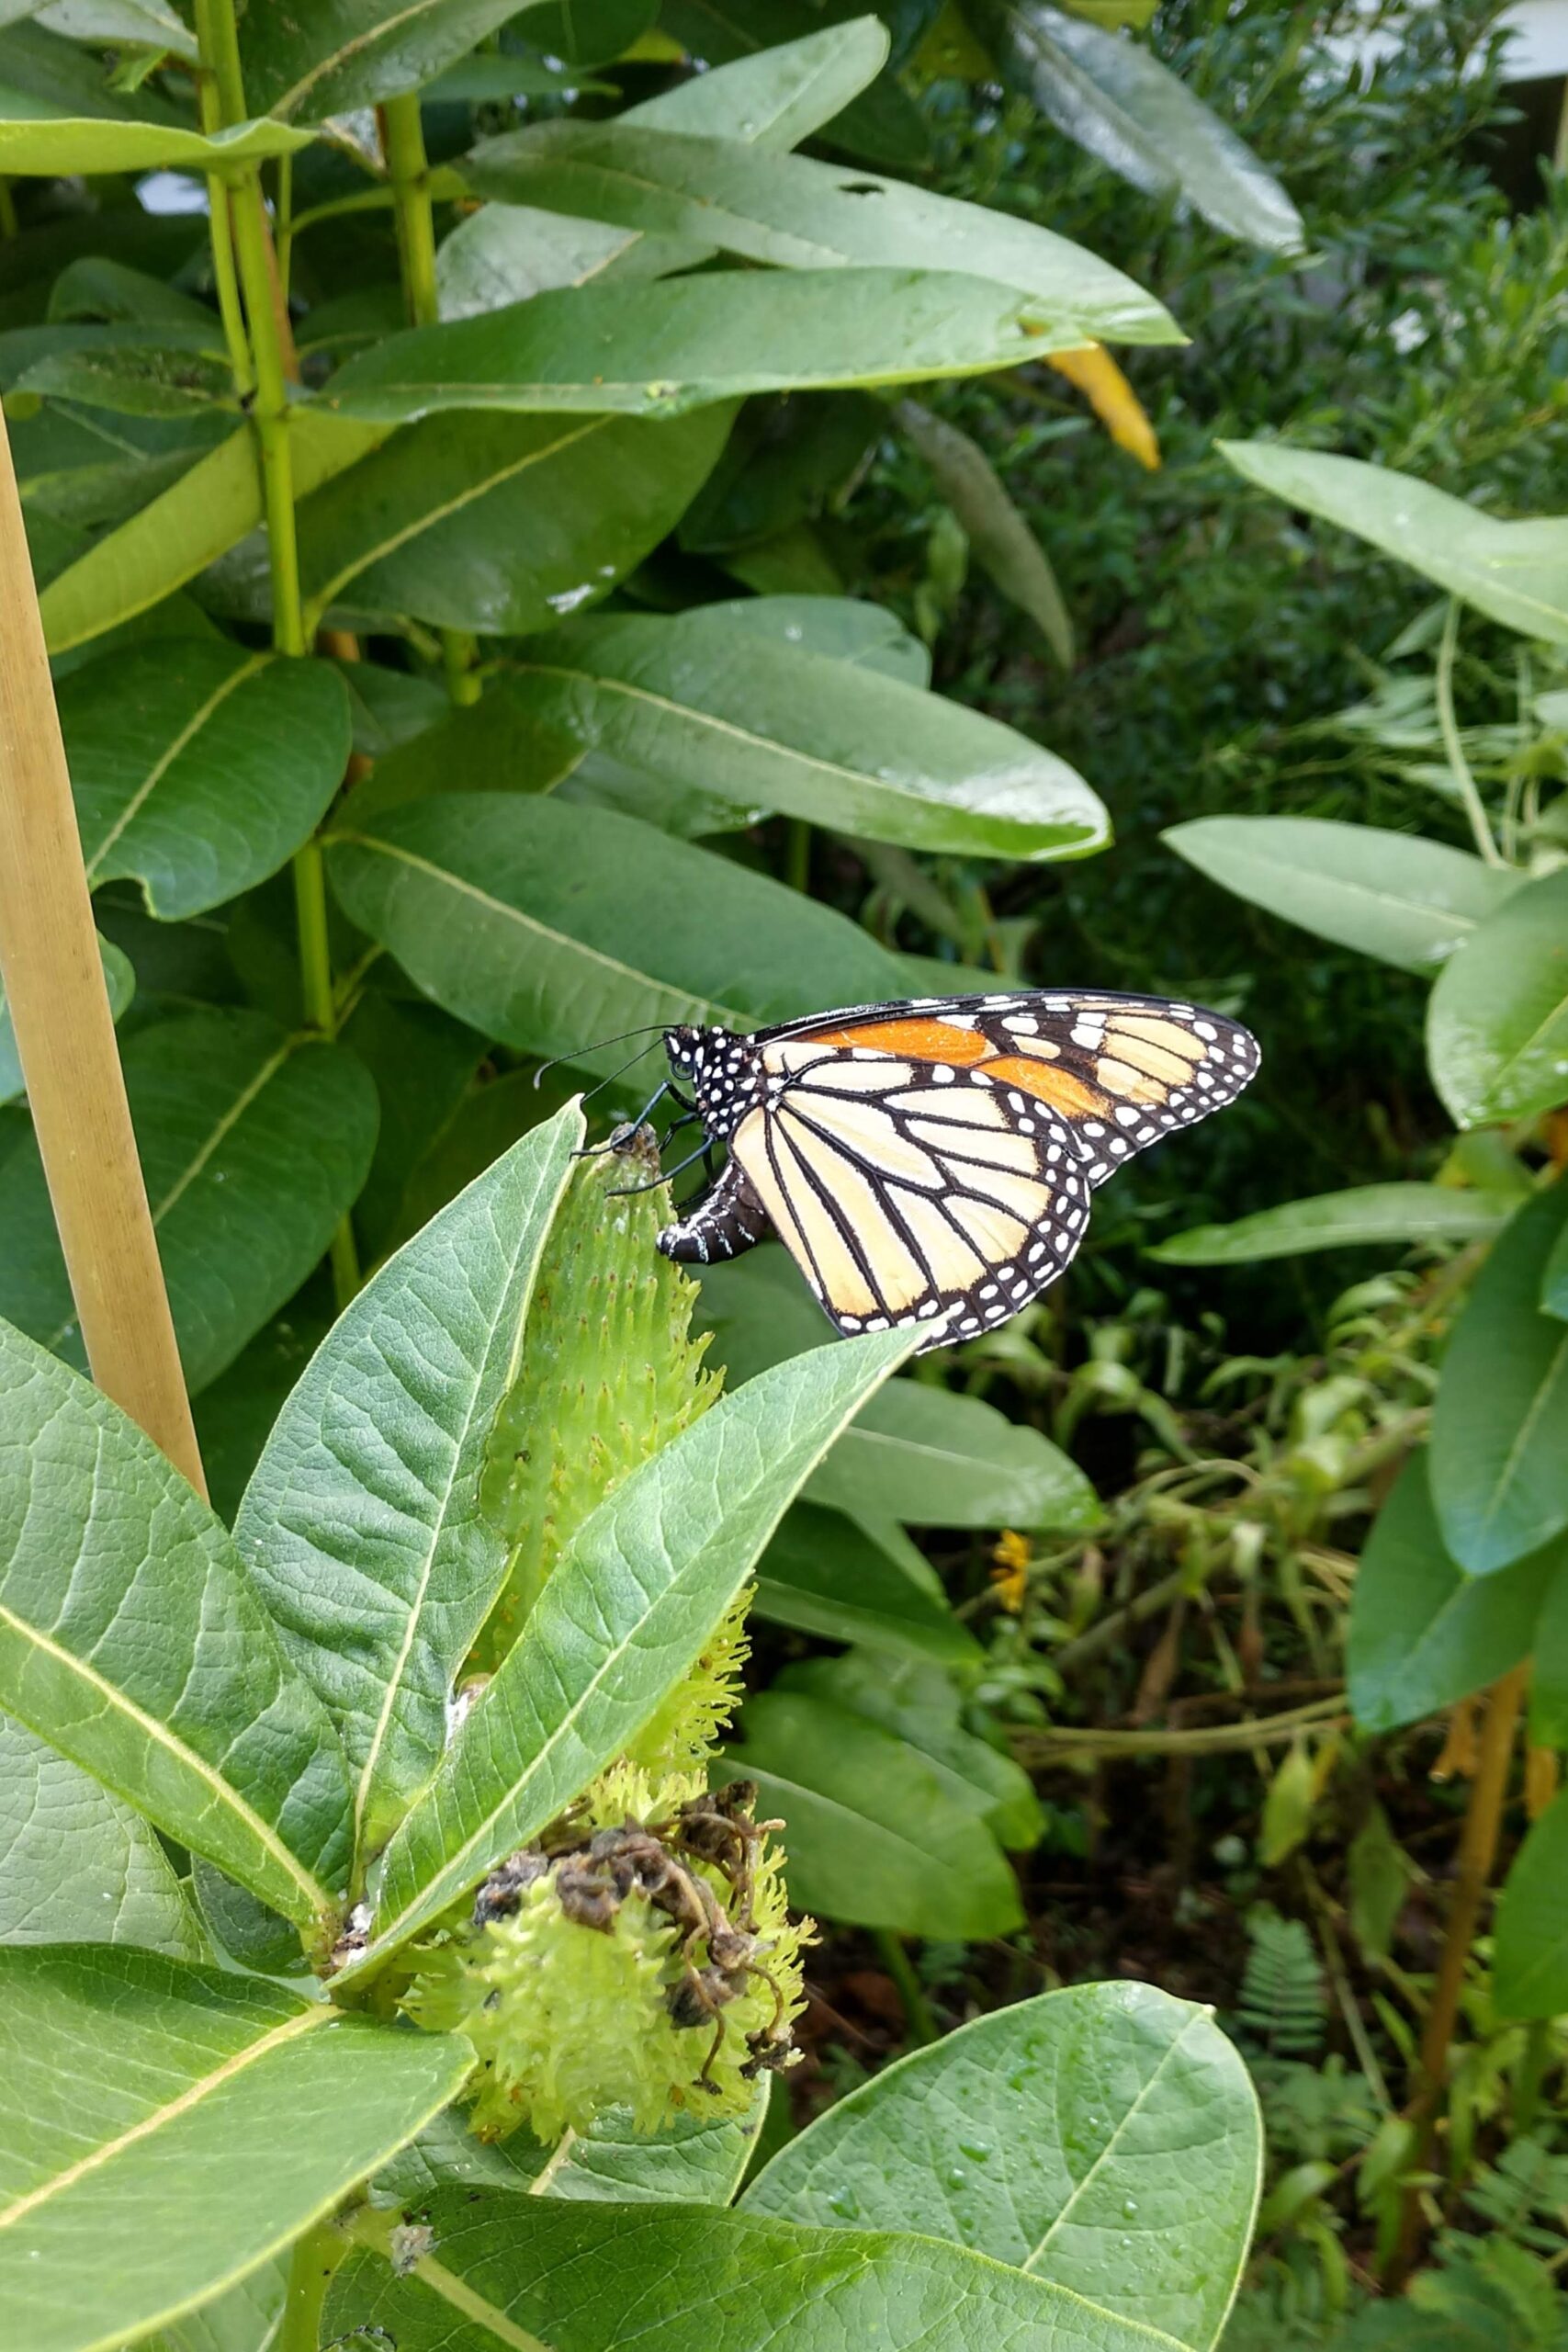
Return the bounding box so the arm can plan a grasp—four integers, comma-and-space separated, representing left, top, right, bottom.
0, 402, 206, 1496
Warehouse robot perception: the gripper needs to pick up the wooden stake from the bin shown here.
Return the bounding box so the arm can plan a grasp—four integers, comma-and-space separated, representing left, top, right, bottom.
0, 402, 206, 1496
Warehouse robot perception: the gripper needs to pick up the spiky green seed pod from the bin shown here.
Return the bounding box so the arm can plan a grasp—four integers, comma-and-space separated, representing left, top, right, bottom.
626, 1586, 752, 1779
403, 1766, 809, 2146
470, 1129, 720, 1669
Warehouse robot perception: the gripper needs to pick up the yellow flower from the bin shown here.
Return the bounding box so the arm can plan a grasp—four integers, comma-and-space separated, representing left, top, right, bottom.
990, 1528, 1032, 1612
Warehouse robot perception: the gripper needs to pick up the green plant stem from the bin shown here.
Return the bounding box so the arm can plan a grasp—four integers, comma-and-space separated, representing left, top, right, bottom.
873, 1928, 938, 2046
195, 75, 254, 395
444, 626, 482, 706
379, 92, 479, 709
0, 178, 17, 240
381, 95, 440, 324
1436, 597, 1505, 867
196, 0, 359, 1307
1015, 1692, 1348, 1763
785, 817, 811, 892
278, 2220, 349, 2352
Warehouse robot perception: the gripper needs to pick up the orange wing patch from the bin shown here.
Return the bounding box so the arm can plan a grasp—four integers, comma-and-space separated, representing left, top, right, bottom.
985, 1057, 1110, 1117
812, 1018, 993, 1064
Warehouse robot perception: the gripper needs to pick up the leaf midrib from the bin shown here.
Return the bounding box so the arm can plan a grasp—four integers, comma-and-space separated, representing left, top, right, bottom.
1472, 1322, 1568, 1554
403, 2251, 551, 2351
1196, 842, 1493, 939
0, 1597, 333, 1925
276, 0, 453, 115
0, 2002, 323, 2232
85, 650, 272, 885
307, 416, 605, 621
1022, 2015, 1196, 2271
1473, 968, 1568, 1113
514, 658, 1038, 832
326, 828, 744, 1025
44, 1033, 299, 1351
350, 1134, 573, 1853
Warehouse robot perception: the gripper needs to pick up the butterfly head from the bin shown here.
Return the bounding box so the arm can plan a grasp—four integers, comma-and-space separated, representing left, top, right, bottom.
663, 1023, 760, 1139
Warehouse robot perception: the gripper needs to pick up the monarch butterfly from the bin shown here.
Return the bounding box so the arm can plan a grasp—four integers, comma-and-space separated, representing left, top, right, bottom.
630, 988, 1258, 1351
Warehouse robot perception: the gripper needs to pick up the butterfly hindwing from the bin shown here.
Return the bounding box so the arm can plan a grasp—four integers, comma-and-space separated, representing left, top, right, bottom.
729, 1049, 1092, 1343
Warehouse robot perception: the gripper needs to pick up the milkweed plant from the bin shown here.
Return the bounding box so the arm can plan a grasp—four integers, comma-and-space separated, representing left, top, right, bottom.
0, 1105, 1263, 2352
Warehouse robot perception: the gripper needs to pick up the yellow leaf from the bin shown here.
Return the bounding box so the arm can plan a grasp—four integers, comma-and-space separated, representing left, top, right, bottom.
1046, 344, 1160, 471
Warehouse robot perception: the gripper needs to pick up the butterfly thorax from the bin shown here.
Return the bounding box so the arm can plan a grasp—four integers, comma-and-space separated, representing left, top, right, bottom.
663, 1024, 766, 1141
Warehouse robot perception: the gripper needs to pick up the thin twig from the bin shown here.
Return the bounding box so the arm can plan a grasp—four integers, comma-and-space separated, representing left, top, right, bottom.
1435, 598, 1505, 866
1014, 1694, 1348, 1762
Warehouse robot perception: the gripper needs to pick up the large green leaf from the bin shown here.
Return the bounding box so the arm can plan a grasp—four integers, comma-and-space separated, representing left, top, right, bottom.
377, 2089, 766, 2206
818, 1379, 1101, 1529
325, 2192, 1183, 2352
779, 1652, 1042, 1847
1427, 869, 1568, 1130
466, 121, 1178, 349
321, 266, 1136, 424
0, 112, 310, 175
0, 933, 131, 1104
1495, 1790, 1568, 2020
342, 1327, 915, 1979
626, 16, 889, 148
0, 1008, 378, 1396
240, 0, 534, 119
974, 0, 1302, 252
295, 405, 732, 637
1220, 442, 1568, 644
1348, 1453, 1566, 1730
14, 342, 234, 424
433, 15, 899, 318
37, 413, 388, 653
699, 1249, 1102, 1531
1429, 1187, 1568, 1577
727, 1688, 1023, 1935
62, 641, 350, 919
1150, 1183, 1521, 1266
508, 607, 1108, 859
325, 791, 909, 1068
659, 0, 933, 171
1164, 816, 1518, 975
755, 1502, 980, 1664
747, 1980, 1261, 2352
236, 1107, 581, 1863
0, 1320, 352, 1929
0, 1711, 205, 1957
0, 1946, 468, 2352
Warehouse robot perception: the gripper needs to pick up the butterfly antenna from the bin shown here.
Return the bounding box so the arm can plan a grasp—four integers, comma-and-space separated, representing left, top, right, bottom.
532, 1022, 671, 1091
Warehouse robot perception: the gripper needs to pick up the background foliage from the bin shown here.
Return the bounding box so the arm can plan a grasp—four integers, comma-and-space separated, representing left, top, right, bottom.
0, 0, 1565, 2346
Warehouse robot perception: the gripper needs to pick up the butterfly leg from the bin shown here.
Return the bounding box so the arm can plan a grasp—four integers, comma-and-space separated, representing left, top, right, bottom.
656, 1156, 772, 1266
